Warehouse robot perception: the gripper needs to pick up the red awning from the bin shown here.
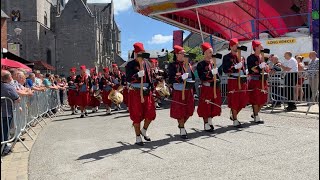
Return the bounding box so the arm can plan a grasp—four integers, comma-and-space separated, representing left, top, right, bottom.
133, 0, 311, 41
1, 58, 32, 72
33, 61, 56, 71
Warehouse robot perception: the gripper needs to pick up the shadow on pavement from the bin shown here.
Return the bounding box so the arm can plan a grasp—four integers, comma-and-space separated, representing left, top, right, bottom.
76, 121, 260, 163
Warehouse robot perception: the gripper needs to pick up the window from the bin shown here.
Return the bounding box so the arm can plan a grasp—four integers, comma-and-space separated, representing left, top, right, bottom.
44, 12, 48, 26
47, 49, 52, 65
11, 10, 21, 21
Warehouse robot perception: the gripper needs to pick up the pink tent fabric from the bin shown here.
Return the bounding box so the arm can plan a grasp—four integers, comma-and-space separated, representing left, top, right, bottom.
133, 0, 311, 41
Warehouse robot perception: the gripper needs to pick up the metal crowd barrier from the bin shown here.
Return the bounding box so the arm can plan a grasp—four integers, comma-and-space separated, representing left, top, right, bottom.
1, 89, 63, 156
267, 70, 319, 115
196, 70, 319, 115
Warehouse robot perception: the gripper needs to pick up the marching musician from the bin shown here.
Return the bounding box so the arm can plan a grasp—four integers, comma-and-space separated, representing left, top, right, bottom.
89, 68, 100, 113
110, 63, 123, 110
222, 38, 249, 127
67, 67, 78, 115
126, 42, 156, 146
197, 43, 222, 132
75, 65, 92, 118
247, 40, 268, 123
150, 59, 163, 108
99, 67, 114, 115
121, 71, 129, 111
168, 45, 195, 139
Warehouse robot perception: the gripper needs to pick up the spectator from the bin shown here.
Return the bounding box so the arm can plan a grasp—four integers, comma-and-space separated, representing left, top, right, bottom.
27, 73, 45, 91
34, 70, 42, 86
307, 51, 319, 104
295, 56, 305, 101
57, 77, 67, 105
43, 74, 57, 89
1, 70, 21, 156
269, 55, 282, 107
279, 51, 298, 111
16, 71, 33, 96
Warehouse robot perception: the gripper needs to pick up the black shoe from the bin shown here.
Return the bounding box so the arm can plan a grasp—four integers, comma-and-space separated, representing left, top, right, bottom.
285, 106, 297, 112
210, 125, 215, 130
20, 137, 25, 141
143, 136, 151, 142
251, 114, 254, 119
71, 112, 75, 115
85, 112, 88, 116
80, 114, 84, 118
181, 135, 188, 139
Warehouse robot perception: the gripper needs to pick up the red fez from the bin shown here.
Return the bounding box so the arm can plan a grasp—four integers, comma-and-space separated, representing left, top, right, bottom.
150, 59, 158, 63
103, 67, 109, 72
80, 65, 86, 70
112, 64, 118, 68
252, 40, 262, 49
201, 42, 212, 53
174, 45, 184, 54
70, 67, 76, 72
133, 42, 145, 53
229, 38, 239, 47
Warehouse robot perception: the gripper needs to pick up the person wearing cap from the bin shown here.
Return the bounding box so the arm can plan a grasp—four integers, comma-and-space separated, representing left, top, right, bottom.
168, 45, 195, 139
120, 71, 129, 110
74, 65, 92, 118
99, 67, 114, 115
150, 58, 163, 108
247, 40, 268, 123
110, 63, 123, 110
126, 42, 156, 146
197, 42, 222, 132
89, 68, 100, 113
67, 67, 78, 115
222, 38, 249, 128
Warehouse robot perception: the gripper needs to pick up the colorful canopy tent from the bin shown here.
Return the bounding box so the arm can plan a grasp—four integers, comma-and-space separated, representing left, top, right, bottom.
132, 0, 312, 42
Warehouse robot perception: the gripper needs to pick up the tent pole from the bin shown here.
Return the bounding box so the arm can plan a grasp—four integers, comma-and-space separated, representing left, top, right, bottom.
196, 8, 205, 43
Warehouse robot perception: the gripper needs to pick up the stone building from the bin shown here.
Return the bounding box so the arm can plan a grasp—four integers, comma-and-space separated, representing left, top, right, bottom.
1, 0, 65, 64
1, 9, 9, 50
1, 0, 122, 75
55, 0, 122, 75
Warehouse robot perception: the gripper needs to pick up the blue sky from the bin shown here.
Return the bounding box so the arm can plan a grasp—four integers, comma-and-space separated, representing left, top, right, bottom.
85, 0, 189, 60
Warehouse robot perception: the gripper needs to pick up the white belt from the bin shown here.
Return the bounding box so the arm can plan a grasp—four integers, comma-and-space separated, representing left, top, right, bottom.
202, 82, 212, 87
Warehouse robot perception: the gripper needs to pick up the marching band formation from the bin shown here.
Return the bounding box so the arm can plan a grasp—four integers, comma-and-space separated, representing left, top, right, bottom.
66, 38, 271, 146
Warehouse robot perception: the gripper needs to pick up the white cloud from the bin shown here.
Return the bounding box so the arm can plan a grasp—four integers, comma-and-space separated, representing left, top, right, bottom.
148, 34, 173, 45
87, 0, 132, 15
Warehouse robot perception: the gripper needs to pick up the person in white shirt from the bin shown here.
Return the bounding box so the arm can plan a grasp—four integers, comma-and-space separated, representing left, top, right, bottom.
280, 51, 298, 111
307, 51, 319, 104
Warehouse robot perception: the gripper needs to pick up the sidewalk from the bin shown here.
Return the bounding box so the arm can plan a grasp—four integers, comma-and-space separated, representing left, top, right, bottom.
1, 119, 52, 180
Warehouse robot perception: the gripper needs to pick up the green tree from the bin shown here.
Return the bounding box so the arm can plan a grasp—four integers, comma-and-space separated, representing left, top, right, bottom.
167, 46, 204, 63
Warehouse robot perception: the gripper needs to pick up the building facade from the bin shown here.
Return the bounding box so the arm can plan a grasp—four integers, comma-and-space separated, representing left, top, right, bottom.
1, 10, 9, 50
1, 0, 121, 75
55, 0, 121, 75
1, 0, 64, 64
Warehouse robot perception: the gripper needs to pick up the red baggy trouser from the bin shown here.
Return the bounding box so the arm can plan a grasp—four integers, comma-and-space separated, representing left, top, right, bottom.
248, 79, 268, 105
67, 90, 78, 106
89, 95, 100, 107
123, 87, 129, 106
170, 89, 195, 120
77, 92, 90, 107
128, 89, 156, 124
227, 79, 249, 112
197, 86, 222, 118
102, 90, 112, 106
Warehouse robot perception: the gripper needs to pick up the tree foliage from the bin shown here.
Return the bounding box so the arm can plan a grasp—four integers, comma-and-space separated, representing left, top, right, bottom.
167, 46, 204, 63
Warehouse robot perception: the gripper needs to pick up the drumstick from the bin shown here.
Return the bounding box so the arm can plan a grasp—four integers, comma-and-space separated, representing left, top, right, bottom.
261, 51, 265, 90
138, 56, 145, 103
212, 56, 217, 99
182, 57, 188, 101
237, 49, 242, 90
